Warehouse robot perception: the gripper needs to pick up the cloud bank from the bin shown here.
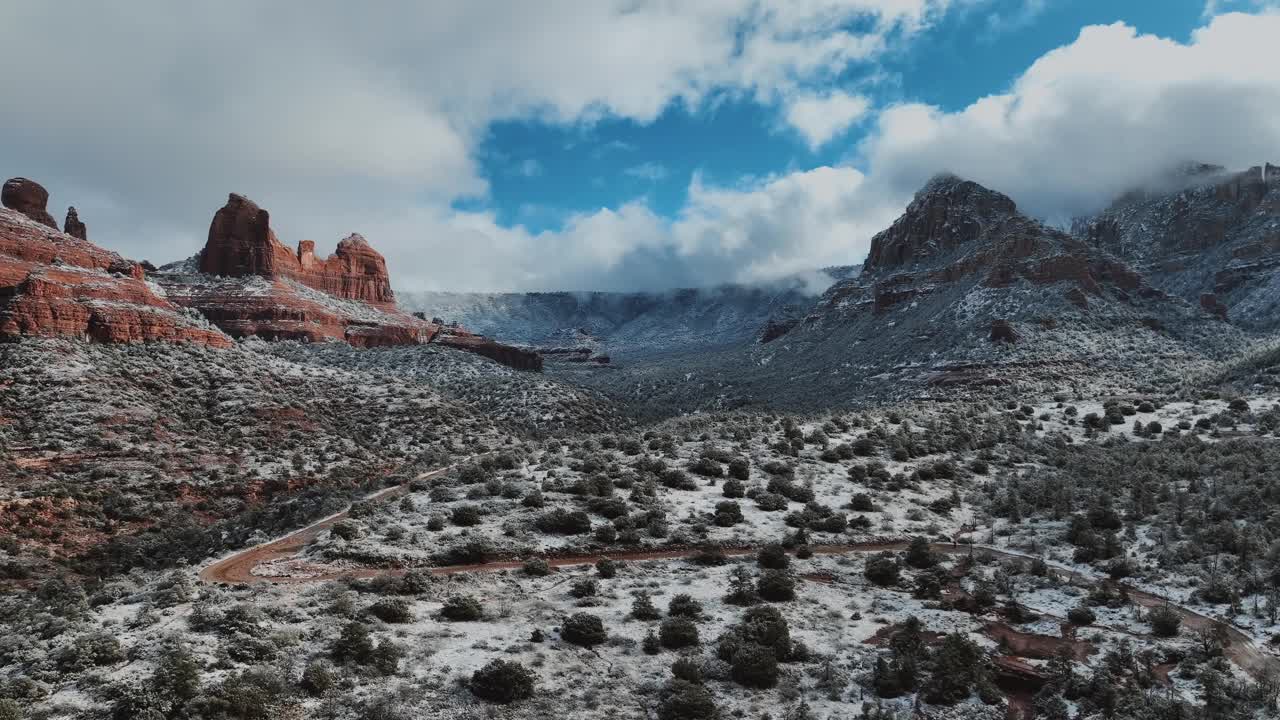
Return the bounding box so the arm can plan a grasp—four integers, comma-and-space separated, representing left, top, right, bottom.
1, 4, 1278, 291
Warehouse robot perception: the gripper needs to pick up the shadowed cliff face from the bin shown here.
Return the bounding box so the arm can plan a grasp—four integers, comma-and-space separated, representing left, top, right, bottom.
1074, 163, 1280, 329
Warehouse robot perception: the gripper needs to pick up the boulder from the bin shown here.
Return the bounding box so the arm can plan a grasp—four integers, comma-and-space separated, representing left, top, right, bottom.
989, 319, 1019, 343
2, 177, 58, 228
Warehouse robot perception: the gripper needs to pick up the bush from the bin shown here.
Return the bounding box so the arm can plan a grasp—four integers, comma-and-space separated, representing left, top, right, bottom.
660, 617, 701, 649
659, 469, 698, 490
570, 578, 598, 599
757, 570, 796, 602
757, 544, 791, 569
904, 536, 937, 569
864, 554, 900, 587
469, 659, 536, 704
440, 596, 484, 621
688, 457, 724, 478
713, 501, 744, 527
671, 657, 702, 684
658, 679, 717, 720
535, 509, 592, 535
561, 613, 607, 647
755, 493, 788, 511
849, 493, 875, 511
367, 598, 413, 624
631, 593, 662, 620
300, 660, 337, 696
523, 558, 551, 576
668, 593, 703, 618
331, 621, 375, 665
1067, 606, 1096, 625
596, 558, 618, 578
643, 630, 661, 654
729, 642, 779, 688
1149, 606, 1181, 637
728, 459, 750, 481
451, 505, 481, 526
691, 546, 728, 566
722, 478, 745, 498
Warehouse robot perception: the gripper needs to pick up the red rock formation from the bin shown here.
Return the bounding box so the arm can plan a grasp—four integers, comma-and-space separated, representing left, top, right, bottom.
63, 206, 87, 241
199, 194, 394, 307
1, 178, 57, 229
0, 201, 232, 348
160, 274, 436, 347
436, 330, 543, 371
159, 192, 540, 369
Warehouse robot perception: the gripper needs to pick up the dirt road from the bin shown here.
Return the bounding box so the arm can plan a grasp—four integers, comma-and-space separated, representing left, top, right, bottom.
198, 466, 452, 585
198, 487, 1279, 684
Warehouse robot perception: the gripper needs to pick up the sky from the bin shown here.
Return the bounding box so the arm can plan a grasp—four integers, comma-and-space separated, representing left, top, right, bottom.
1, 0, 1278, 293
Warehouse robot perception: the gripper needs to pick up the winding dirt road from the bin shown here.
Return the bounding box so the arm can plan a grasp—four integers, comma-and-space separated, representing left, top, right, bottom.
198, 466, 452, 585
197, 469, 1280, 685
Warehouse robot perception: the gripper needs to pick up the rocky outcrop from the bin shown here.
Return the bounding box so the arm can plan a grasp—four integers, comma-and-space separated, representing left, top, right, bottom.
164, 193, 539, 370
63, 207, 86, 241
1076, 163, 1280, 329
989, 319, 1018, 343
759, 317, 800, 344
199, 194, 394, 307
1200, 293, 1229, 321
435, 330, 543, 371
159, 193, 431, 349
765, 173, 1228, 385
811, 175, 1169, 325
0, 182, 232, 348
2, 178, 58, 229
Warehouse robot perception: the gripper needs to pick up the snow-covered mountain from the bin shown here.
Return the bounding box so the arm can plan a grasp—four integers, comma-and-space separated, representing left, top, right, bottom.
398, 267, 859, 357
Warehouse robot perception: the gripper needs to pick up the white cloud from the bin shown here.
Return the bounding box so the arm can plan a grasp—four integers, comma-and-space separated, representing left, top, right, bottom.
860, 11, 1280, 220
0, 1, 954, 264
361, 166, 901, 292
2, 4, 1278, 294
784, 91, 873, 149
623, 162, 670, 182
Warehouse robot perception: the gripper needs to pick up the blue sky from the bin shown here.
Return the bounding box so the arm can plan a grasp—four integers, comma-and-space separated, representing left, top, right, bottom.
3, 1, 1278, 291
473, 0, 1213, 235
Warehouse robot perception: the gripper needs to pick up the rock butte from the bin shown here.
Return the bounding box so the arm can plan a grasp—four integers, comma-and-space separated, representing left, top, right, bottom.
0, 177, 232, 347
159, 192, 542, 368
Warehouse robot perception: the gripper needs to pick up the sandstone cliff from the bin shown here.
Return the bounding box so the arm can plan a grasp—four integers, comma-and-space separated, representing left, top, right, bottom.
0, 178, 232, 347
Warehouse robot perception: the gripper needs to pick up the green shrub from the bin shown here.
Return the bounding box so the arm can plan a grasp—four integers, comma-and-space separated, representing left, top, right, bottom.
757, 570, 796, 601
659, 617, 700, 649
1067, 606, 1096, 625
1149, 606, 1181, 637
469, 659, 536, 704
864, 554, 900, 586
757, 544, 790, 569
631, 593, 662, 621
522, 558, 551, 576
300, 660, 337, 696
561, 613, 607, 647
668, 593, 703, 618
440, 596, 484, 621
367, 598, 413, 624
658, 679, 717, 720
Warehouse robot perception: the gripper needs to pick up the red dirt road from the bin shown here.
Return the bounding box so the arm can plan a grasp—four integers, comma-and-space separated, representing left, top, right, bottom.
198, 466, 451, 585
198, 489, 1280, 685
